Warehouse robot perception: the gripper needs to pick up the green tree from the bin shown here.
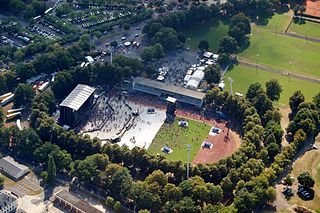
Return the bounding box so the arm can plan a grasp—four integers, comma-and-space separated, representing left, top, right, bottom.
312, 92, 320, 109
264, 186, 276, 204
218, 36, 237, 54
198, 40, 209, 51
110, 41, 118, 48
298, 172, 315, 188
123, 23, 130, 30
106, 196, 115, 207
113, 201, 122, 212
266, 79, 282, 101
14, 83, 35, 107
289, 90, 305, 116
47, 154, 56, 186
204, 64, 221, 84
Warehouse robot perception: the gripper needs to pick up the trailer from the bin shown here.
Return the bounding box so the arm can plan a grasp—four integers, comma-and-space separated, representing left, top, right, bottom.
38, 81, 50, 93
6, 112, 21, 120
0, 92, 13, 101
1, 94, 14, 106
7, 108, 23, 114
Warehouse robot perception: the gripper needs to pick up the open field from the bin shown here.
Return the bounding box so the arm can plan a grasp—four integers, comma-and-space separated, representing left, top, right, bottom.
255, 13, 293, 33
288, 20, 320, 39
225, 64, 320, 105
287, 149, 320, 211
148, 118, 211, 163
184, 21, 229, 52
238, 29, 320, 77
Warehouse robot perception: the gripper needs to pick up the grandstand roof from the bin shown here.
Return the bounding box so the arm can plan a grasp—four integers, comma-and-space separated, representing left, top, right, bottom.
133, 77, 205, 107
59, 84, 95, 111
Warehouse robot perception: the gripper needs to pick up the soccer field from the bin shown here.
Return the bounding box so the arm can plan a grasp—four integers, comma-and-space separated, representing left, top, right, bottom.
148, 118, 211, 163
238, 29, 320, 77
184, 21, 229, 52
225, 64, 320, 105
288, 20, 320, 39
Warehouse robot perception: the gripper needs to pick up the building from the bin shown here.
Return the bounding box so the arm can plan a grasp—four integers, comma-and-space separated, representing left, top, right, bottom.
59, 84, 95, 126
133, 77, 206, 107
84, 56, 94, 64
0, 156, 29, 181
0, 191, 18, 213
53, 189, 103, 213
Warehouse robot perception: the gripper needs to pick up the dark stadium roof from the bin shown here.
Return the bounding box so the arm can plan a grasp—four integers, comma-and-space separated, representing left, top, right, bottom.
59, 84, 95, 111
54, 189, 103, 213
133, 77, 205, 107
133, 77, 205, 100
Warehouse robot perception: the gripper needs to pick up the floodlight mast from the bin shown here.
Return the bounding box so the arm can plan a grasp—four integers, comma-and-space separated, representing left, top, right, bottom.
187, 144, 191, 180
228, 77, 233, 95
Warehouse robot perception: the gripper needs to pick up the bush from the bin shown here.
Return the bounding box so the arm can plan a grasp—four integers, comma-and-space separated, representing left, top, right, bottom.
106, 196, 115, 207
113, 201, 122, 212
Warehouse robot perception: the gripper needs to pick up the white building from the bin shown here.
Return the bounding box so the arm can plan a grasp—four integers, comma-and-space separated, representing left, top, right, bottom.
0, 191, 18, 213
85, 56, 94, 64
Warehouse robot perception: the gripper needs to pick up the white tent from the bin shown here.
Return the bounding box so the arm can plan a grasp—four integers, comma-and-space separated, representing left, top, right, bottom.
203, 51, 213, 59
191, 70, 204, 82
184, 75, 192, 83
186, 79, 200, 90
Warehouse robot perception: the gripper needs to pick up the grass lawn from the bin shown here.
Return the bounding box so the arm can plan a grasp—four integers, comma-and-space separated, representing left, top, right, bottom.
184, 20, 229, 52
255, 13, 293, 33
288, 150, 320, 212
238, 29, 320, 77
148, 118, 211, 162
225, 64, 320, 105
288, 19, 320, 39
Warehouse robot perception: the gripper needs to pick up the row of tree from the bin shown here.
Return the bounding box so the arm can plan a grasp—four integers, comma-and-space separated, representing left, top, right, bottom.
0, 0, 46, 19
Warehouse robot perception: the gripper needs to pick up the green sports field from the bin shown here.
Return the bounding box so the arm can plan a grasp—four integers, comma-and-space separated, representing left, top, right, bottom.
148, 118, 211, 162
238, 29, 320, 77
255, 13, 292, 33
225, 64, 320, 105
184, 21, 229, 52
288, 20, 320, 39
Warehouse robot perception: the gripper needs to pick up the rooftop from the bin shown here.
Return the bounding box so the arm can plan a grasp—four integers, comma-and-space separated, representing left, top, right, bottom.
133, 77, 206, 100
59, 84, 95, 111
0, 191, 17, 210
0, 156, 29, 179
54, 189, 103, 213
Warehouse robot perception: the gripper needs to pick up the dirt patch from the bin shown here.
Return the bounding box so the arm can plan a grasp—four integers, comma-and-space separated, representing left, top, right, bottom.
279, 106, 291, 147
192, 121, 240, 165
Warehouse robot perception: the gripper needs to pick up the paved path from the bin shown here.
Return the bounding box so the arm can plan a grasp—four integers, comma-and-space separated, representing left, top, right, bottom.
238, 59, 320, 84
281, 32, 320, 43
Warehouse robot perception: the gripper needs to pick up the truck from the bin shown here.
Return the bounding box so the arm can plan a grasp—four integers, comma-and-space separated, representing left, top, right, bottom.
1, 94, 14, 106
0, 92, 13, 101
38, 81, 50, 93
6, 112, 21, 120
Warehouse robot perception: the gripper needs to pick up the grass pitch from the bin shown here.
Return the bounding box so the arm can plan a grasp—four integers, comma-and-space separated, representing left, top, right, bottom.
183, 21, 229, 52
288, 150, 320, 211
288, 19, 320, 39
238, 29, 320, 77
255, 13, 293, 33
225, 64, 320, 105
148, 118, 211, 163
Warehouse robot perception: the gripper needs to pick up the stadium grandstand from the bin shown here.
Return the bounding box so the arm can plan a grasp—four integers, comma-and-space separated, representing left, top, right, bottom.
59, 84, 95, 126
133, 77, 206, 107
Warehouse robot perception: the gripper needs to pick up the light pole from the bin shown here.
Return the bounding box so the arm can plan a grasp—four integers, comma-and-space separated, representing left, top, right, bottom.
186, 144, 191, 180
256, 54, 259, 74
108, 46, 114, 64
228, 77, 233, 95
306, 27, 309, 43
288, 62, 292, 82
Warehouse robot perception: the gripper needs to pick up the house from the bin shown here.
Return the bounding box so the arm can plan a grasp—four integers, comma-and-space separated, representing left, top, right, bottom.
0, 156, 29, 181
0, 191, 18, 213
